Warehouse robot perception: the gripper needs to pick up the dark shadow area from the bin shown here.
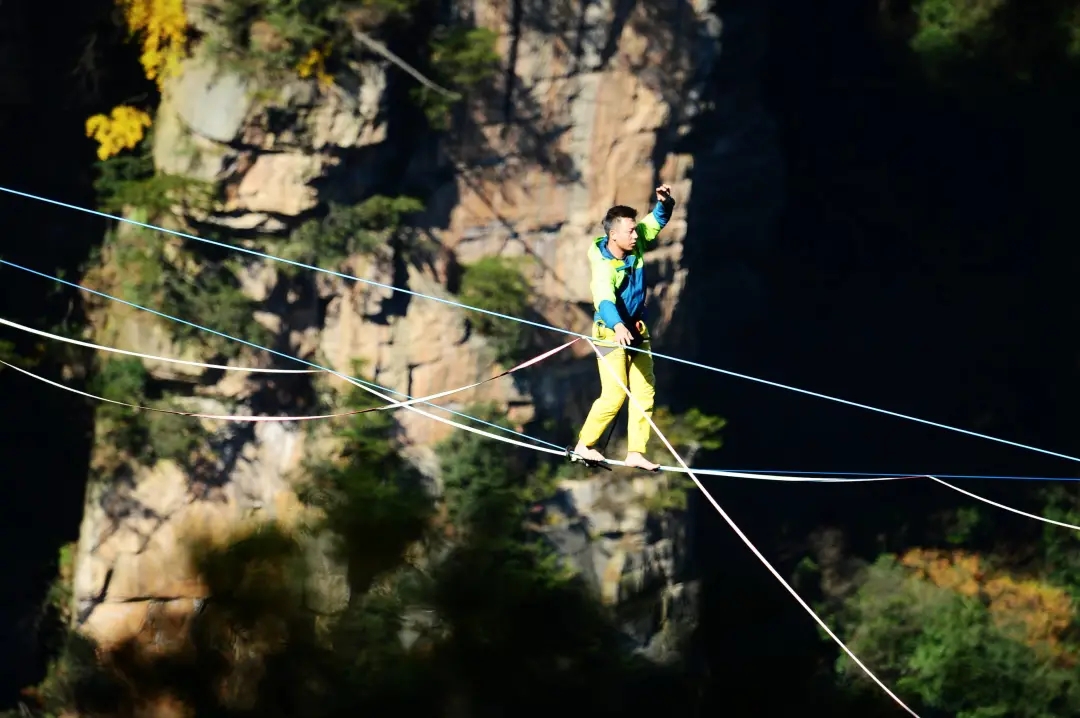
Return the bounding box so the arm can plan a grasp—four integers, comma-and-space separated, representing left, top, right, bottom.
671, 0, 1080, 714
0, 0, 152, 707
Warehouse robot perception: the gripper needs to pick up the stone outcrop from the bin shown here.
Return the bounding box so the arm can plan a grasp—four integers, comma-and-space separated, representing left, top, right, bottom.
70, 0, 721, 661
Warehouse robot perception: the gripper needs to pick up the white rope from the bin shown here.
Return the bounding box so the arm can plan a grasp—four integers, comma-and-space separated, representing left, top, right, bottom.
0, 341, 570, 423
927, 475, 1080, 532
586, 339, 922, 717
0, 316, 318, 373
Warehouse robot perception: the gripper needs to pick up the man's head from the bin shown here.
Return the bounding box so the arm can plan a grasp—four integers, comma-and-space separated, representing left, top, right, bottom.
602, 205, 638, 257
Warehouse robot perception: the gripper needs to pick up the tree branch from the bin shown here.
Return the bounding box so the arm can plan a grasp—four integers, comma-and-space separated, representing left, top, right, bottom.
350, 29, 460, 100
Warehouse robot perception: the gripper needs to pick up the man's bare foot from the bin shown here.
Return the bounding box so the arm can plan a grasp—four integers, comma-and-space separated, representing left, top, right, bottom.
573, 441, 606, 463
625, 452, 660, 472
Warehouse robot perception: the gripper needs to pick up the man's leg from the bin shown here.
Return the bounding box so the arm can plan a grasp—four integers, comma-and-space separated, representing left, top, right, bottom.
624, 341, 658, 471
575, 345, 630, 462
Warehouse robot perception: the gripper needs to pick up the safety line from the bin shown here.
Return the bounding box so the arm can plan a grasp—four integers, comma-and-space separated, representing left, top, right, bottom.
587, 339, 922, 717
0, 259, 565, 453
927, 476, 1080, 532
2, 187, 1077, 466
0, 337, 579, 423
0, 316, 320, 373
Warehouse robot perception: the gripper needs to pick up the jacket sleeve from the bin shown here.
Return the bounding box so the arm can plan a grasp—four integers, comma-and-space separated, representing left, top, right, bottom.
636, 196, 676, 246
589, 250, 624, 327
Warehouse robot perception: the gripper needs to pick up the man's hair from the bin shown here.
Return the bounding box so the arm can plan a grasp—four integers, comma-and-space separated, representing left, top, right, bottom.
602, 205, 637, 236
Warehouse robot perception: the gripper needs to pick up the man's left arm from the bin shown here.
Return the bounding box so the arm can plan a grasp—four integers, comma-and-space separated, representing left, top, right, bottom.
636, 186, 676, 247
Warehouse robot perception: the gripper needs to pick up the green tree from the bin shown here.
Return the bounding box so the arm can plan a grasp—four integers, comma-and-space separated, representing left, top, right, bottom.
829, 551, 1080, 717
16, 368, 698, 717
411, 26, 500, 129
279, 195, 424, 274
458, 257, 532, 365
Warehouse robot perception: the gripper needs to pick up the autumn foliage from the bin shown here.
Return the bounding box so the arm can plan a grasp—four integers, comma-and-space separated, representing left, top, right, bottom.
899, 548, 1076, 666
85, 0, 189, 160
84, 105, 153, 161
116, 0, 190, 88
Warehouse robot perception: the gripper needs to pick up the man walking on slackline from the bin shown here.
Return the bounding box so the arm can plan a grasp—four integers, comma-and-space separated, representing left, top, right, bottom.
573, 184, 675, 472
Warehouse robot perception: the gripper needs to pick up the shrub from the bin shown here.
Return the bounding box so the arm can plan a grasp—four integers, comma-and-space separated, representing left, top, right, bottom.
168, 264, 273, 359
87, 357, 212, 468
411, 25, 500, 129
116, 0, 190, 88
92, 136, 215, 217
85, 105, 154, 161
830, 552, 1080, 717
0, 339, 15, 366
458, 256, 531, 365
279, 195, 423, 273
203, 0, 419, 77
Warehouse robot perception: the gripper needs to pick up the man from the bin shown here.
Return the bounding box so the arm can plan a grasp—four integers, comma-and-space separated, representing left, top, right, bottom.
573, 184, 675, 472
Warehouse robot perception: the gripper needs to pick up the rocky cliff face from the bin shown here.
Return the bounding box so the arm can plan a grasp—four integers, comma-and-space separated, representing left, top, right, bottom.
71, 0, 721, 662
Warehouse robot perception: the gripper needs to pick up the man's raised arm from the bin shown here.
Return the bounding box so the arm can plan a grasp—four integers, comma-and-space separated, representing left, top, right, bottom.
636, 184, 676, 247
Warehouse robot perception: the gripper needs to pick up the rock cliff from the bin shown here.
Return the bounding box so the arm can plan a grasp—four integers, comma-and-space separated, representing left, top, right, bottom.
70, 0, 721, 663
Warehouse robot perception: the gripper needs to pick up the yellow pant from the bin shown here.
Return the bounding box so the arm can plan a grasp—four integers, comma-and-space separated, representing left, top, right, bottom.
578, 323, 656, 454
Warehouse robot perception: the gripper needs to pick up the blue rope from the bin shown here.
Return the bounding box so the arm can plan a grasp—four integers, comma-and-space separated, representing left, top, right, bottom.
3, 185, 1080, 465
0, 258, 566, 452
723, 469, 1080, 482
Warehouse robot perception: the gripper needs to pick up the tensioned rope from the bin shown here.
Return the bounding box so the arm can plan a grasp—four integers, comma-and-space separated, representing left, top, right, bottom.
588, 340, 923, 717
728, 468, 1080, 482
0, 317, 321, 373
0, 351, 895, 482
1, 261, 931, 485
927, 475, 1080, 532
8, 303, 1076, 487
0, 259, 566, 453
0, 284, 898, 483
10, 264, 1080, 528
2, 185, 1078, 465
14, 307, 1078, 483
0, 334, 580, 422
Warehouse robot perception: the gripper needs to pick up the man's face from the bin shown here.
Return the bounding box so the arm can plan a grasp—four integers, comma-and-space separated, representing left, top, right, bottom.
608, 216, 639, 255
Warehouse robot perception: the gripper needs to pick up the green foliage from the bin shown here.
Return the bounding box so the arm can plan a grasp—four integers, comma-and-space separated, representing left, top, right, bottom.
830, 555, 1080, 717
43, 542, 76, 627
909, 0, 1005, 65
458, 256, 531, 365
0, 339, 16, 369
99, 224, 271, 359
204, 0, 495, 128
92, 136, 214, 217
88, 357, 209, 468
650, 407, 725, 510
102, 223, 170, 307
89, 356, 153, 458
298, 370, 436, 595
411, 26, 500, 129
944, 505, 984, 545
168, 263, 274, 358
436, 403, 534, 535
279, 195, 423, 274
205, 0, 418, 77
1042, 486, 1080, 594
904, 0, 1080, 82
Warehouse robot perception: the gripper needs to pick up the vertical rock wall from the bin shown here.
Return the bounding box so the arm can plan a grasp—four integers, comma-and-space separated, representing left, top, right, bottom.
71, 0, 722, 659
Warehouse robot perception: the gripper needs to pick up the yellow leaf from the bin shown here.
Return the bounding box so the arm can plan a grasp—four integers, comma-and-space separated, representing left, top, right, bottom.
115, 0, 189, 88
85, 105, 153, 160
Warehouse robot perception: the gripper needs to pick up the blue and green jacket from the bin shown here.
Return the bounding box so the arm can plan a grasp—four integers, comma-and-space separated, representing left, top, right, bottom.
587, 197, 675, 330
